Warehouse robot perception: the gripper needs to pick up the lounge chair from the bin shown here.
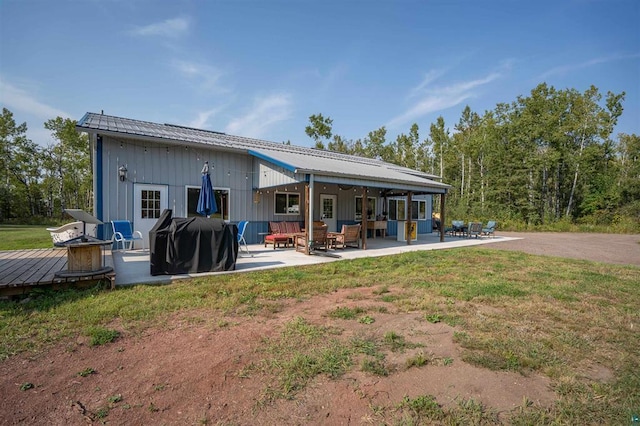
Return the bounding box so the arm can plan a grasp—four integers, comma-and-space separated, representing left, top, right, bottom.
467, 222, 482, 238
111, 220, 144, 251
329, 224, 361, 249
482, 221, 497, 238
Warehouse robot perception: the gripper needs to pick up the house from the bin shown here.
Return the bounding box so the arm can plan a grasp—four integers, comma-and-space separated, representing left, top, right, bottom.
76, 112, 450, 250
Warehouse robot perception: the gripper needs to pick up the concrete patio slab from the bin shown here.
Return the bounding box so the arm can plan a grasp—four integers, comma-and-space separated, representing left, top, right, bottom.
112, 233, 518, 286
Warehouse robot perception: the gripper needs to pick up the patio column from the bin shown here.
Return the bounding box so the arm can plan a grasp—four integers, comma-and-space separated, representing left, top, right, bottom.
406, 191, 413, 245
440, 193, 446, 242
306, 174, 315, 255
362, 186, 367, 250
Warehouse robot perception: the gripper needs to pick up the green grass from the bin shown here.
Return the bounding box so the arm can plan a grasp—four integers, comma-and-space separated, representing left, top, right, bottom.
1, 248, 639, 424
0, 225, 55, 250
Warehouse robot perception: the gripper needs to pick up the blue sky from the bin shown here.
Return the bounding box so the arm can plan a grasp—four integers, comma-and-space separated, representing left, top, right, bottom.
1, 0, 638, 148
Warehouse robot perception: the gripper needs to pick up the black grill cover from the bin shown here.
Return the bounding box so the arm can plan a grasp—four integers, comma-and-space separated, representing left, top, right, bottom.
149, 210, 238, 276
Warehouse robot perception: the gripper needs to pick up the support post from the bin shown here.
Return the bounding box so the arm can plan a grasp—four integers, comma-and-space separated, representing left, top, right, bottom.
407, 191, 413, 245
440, 193, 446, 242
307, 174, 315, 255
362, 187, 368, 250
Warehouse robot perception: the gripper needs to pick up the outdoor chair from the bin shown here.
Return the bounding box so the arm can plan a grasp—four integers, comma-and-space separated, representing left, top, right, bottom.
237, 220, 252, 256
330, 224, 361, 249
265, 221, 289, 249
450, 220, 466, 237
467, 222, 482, 238
111, 220, 144, 251
482, 220, 497, 238
284, 222, 303, 246
295, 225, 328, 253
46, 221, 83, 246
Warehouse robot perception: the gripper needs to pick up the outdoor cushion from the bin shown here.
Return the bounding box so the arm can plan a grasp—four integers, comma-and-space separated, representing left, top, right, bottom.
265, 233, 289, 249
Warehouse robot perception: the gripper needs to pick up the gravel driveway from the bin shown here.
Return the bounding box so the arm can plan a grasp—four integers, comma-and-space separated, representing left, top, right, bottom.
488, 232, 640, 267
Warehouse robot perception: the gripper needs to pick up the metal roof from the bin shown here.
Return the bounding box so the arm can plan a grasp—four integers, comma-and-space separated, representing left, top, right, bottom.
77, 112, 450, 193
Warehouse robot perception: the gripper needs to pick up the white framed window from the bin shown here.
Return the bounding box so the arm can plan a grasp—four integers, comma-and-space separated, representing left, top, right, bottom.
411, 200, 427, 220
275, 192, 300, 215
355, 196, 377, 220
186, 185, 230, 221
388, 198, 427, 221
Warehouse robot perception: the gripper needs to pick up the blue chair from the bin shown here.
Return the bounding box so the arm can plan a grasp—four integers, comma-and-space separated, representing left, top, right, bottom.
237, 220, 251, 256
482, 220, 497, 238
111, 220, 144, 251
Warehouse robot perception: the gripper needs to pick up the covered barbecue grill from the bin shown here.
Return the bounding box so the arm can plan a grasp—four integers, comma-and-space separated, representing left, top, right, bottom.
149, 209, 238, 276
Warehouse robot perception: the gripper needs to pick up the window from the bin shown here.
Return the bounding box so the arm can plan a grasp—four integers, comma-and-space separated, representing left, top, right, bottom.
411, 200, 427, 220
355, 196, 377, 220
388, 198, 427, 221
141, 190, 162, 219
186, 186, 230, 221
275, 192, 300, 215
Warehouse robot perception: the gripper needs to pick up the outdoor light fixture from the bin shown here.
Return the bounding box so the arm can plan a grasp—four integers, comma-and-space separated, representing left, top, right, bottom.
118, 165, 128, 182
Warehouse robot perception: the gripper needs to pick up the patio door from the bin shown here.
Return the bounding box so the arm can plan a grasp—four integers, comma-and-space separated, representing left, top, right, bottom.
320, 194, 337, 232
134, 183, 168, 248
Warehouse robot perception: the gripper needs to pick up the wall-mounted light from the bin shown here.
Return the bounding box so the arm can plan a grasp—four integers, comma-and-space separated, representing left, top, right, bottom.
118, 165, 128, 182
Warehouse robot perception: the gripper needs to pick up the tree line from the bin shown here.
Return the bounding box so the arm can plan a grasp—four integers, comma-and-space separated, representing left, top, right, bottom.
306, 83, 639, 230
1, 82, 638, 230
0, 108, 91, 222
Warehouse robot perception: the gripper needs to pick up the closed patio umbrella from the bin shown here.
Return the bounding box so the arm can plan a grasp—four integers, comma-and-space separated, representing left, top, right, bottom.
197, 161, 218, 217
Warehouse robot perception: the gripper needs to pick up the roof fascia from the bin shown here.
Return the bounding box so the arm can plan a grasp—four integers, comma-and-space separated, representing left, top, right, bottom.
248, 149, 297, 173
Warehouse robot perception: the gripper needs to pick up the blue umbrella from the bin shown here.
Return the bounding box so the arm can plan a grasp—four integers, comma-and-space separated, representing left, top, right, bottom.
197, 161, 218, 217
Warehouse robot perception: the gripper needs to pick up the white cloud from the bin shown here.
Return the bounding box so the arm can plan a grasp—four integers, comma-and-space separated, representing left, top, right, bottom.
129, 17, 190, 38
538, 52, 640, 80
225, 94, 293, 138
0, 78, 71, 120
172, 59, 228, 94
387, 70, 502, 128
407, 68, 446, 99
188, 107, 224, 129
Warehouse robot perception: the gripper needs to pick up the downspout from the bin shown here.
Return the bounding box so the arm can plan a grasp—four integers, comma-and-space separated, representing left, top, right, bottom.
95, 135, 104, 239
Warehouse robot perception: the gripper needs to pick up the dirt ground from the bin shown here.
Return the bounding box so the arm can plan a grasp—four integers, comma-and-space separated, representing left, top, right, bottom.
1, 233, 637, 425
488, 231, 640, 267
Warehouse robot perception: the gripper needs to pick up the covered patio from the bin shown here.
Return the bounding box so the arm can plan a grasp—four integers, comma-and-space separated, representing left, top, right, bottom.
112, 232, 517, 286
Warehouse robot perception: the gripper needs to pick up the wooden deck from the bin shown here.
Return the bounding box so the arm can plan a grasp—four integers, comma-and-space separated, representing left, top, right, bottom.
0, 248, 115, 297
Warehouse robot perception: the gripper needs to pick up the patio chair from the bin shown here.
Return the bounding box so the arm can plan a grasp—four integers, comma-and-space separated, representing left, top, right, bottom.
467, 222, 482, 238
482, 220, 497, 238
330, 224, 361, 249
265, 221, 289, 249
237, 220, 252, 256
295, 225, 328, 253
451, 220, 466, 237
111, 220, 144, 252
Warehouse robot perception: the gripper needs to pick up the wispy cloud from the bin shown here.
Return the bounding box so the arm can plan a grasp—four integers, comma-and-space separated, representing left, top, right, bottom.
225, 94, 293, 138
172, 59, 228, 94
387, 70, 502, 128
129, 17, 190, 38
407, 68, 447, 99
0, 78, 71, 120
188, 107, 224, 129
538, 52, 640, 80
